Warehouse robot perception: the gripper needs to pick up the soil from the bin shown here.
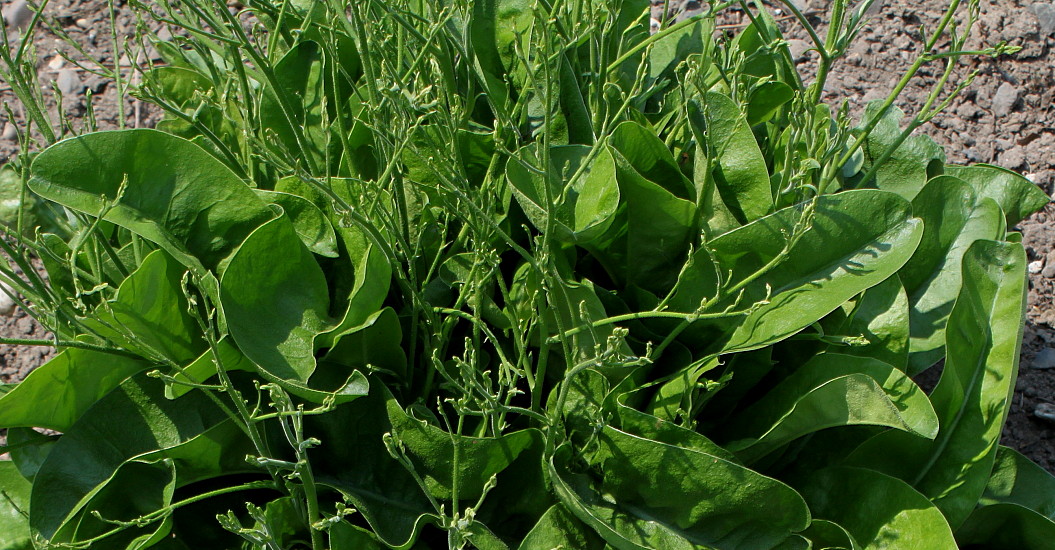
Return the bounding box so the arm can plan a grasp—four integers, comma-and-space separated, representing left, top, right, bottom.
2, 0, 1054, 471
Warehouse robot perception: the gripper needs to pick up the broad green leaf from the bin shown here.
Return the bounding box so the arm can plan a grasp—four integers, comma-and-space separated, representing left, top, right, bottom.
0, 349, 148, 431
28, 129, 274, 275
598, 124, 697, 293
80, 249, 205, 365
838, 277, 910, 370
324, 307, 407, 379
386, 388, 542, 501
551, 427, 810, 549
147, 66, 212, 107
945, 164, 1050, 226
900, 176, 1005, 374
316, 218, 392, 344
221, 215, 332, 382
507, 145, 620, 244
330, 521, 386, 550
796, 466, 956, 549
719, 353, 937, 463
0, 461, 31, 550
254, 189, 338, 257
613, 388, 738, 463
746, 81, 795, 126
800, 519, 861, 550
29, 374, 231, 541
644, 356, 722, 425
259, 40, 330, 170
955, 504, 1055, 549
689, 92, 772, 223
649, 17, 712, 85
846, 240, 1027, 529
165, 337, 255, 399
51, 459, 176, 547
706, 190, 923, 354
308, 384, 438, 549
6, 428, 56, 482
468, 0, 534, 115
860, 102, 946, 200
519, 505, 605, 550
980, 446, 1055, 518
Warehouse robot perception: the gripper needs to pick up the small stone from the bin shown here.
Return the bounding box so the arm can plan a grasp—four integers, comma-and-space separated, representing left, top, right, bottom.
1000, 145, 1027, 170
47, 55, 64, 70
786, 39, 811, 62
1044, 250, 1055, 278
2, 0, 32, 30
1029, 259, 1044, 274
0, 281, 15, 316
56, 68, 82, 96
75, 18, 90, 29
992, 82, 1020, 117
1035, 402, 1055, 423
1032, 3, 1055, 36
1035, 348, 1055, 369
1, 122, 16, 141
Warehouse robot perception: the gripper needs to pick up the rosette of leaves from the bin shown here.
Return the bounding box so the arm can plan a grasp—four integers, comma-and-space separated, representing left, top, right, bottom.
0, 0, 1050, 549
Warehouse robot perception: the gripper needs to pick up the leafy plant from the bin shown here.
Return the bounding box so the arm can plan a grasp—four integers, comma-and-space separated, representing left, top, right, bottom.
0, 0, 1050, 548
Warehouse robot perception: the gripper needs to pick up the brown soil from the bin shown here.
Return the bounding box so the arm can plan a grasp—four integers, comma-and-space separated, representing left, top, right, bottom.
2, 0, 1054, 473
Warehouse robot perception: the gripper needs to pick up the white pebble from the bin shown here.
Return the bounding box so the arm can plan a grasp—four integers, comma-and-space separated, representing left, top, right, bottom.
56, 68, 82, 96
1, 122, 16, 140
1028, 260, 1044, 274
0, 281, 16, 316
2, 0, 33, 30
48, 55, 65, 70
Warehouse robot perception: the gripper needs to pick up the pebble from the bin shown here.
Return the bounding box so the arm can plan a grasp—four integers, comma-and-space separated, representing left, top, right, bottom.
787, 39, 811, 62
47, 55, 64, 71
1, 122, 16, 141
56, 68, 82, 96
992, 82, 1020, 117
1044, 250, 1055, 278
1032, 3, 1055, 36
1035, 348, 1055, 370
2, 0, 32, 30
1029, 259, 1044, 274
75, 18, 90, 30
0, 281, 15, 316
1035, 402, 1055, 424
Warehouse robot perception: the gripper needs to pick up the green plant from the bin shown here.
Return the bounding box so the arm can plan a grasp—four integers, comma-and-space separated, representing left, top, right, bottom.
0, 0, 1050, 548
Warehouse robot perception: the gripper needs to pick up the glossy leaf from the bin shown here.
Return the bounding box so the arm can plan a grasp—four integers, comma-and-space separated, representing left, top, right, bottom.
0, 348, 148, 431
551, 427, 810, 549
518, 505, 605, 550
900, 176, 1005, 374
860, 102, 945, 200
28, 129, 274, 275
689, 92, 772, 223
980, 446, 1055, 518
0, 461, 31, 550
955, 504, 1055, 549
507, 145, 620, 244
945, 164, 1050, 226
254, 189, 339, 257
220, 215, 332, 382
846, 240, 1027, 528
29, 374, 230, 541
708, 190, 923, 354
720, 353, 937, 462
837, 277, 910, 370
796, 466, 957, 549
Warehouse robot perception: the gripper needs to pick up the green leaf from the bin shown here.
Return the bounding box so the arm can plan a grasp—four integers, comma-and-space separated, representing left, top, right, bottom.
324, 307, 407, 379
837, 277, 910, 370
518, 505, 606, 550
800, 519, 861, 550
0, 461, 32, 550
507, 145, 620, 244
860, 102, 945, 200
945, 164, 1050, 226
746, 81, 795, 126
551, 427, 810, 549
846, 240, 1028, 529
689, 92, 772, 223
147, 66, 213, 107
718, 353, 937, 463
796, 466, 956, 549
220, 215, 332, 383
0, 349, 148, 431
29, 374, 231, 542
329, 521, 386, 550
80, 249, 205, 365
386, 388, 542, 502
254, 189, 338, 257
955, 504, 1055, 549
28, 129, 274, 275
708, 190, 923, 354
900, 176, 1005, 374
259, 40, 330, 169
308, 383, 438, 549
980, 446, 1055, 518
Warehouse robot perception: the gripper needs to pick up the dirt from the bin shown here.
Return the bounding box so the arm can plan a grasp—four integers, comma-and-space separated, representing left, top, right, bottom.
2, 0, 1054, 471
